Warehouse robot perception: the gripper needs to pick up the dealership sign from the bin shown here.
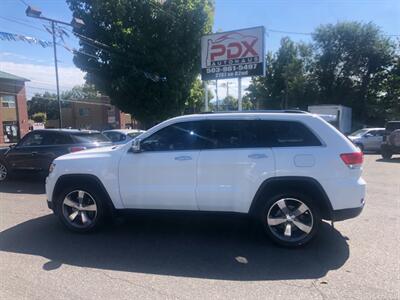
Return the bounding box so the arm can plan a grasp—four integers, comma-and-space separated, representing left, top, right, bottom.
201, 26, 265, 80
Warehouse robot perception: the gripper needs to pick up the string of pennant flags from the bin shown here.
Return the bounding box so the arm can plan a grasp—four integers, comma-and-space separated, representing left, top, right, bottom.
0, 30, 53, 48
0, 29, 166, 82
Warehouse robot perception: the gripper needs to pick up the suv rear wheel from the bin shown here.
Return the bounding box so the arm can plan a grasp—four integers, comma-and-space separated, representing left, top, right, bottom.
54, 183, 106, 232
260, 192, 321, 247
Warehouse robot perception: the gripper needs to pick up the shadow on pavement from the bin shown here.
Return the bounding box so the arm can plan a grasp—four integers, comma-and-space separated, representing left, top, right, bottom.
376, 157, 400, 163
0, 177, 45, 194
0, 212, 349, 280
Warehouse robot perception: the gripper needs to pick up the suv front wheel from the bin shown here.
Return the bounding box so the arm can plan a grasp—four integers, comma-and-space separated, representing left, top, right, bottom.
54, 183, 106, 232
260, 192, 321, 247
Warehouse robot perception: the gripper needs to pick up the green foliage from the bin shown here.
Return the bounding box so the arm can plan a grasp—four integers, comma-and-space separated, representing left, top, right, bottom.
67, 0, 214, 127
31, 112, 47, 123
246, 39, 317, 110
209, 95, 253, 111
184, 78, 214, 113
246, 22, 400, 125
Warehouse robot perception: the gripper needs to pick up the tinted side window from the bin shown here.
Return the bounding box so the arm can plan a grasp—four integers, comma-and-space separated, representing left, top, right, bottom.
141, 122, 200, 151
196, 120, 265, 149
267, 121, 321, 147
44, 132, 73, 145
20, 132, 46, 146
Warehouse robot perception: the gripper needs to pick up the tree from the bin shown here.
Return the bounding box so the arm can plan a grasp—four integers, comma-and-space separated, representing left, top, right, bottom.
184, 78, 214, 114
67, 0, 214, 128
246, 38, 317, 110
313, 22, 396, 124
245, 22, 399, 125
31, 112, 47, 123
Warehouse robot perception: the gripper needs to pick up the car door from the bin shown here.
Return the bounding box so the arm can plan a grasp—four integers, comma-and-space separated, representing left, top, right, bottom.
363, 130, 381, 151
195, 119, 275, 213
118, 121, 201, 210
34, 132, 74, 170
5, 131, 46, 170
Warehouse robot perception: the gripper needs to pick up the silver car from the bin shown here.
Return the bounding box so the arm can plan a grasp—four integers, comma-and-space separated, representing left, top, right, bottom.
348, 128, 385, 152
102, 129, 145, 145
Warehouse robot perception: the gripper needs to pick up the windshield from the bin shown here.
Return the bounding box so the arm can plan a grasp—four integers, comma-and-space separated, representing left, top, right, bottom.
349, 129, 369, 137
70, 132, 111, 143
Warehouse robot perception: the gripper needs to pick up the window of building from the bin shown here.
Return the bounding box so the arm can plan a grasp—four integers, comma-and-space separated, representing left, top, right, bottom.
0, 95, 16, 108
79, 107, 90, 116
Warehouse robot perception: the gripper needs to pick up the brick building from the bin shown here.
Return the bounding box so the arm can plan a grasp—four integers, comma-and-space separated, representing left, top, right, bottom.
0, 71, 29, 144
45, 97, 131, 131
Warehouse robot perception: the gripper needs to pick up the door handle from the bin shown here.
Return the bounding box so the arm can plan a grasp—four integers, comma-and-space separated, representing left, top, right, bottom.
248, 153, 268, 159
174, 155, 192, 161
31, 151, 38, 156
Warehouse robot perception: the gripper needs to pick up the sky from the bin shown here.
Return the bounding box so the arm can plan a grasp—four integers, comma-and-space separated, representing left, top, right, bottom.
0, 0, 399, 100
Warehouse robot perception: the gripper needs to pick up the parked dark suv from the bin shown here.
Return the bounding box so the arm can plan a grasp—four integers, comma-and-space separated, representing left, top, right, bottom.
0, 129, 111, 181
381, 121, 400, 159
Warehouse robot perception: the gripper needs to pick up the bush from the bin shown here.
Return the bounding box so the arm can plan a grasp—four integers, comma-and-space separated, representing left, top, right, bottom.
32, 112, 47, 123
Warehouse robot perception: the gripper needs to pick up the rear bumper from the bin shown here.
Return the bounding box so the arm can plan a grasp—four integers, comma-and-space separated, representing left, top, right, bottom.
332, 202, 364, 221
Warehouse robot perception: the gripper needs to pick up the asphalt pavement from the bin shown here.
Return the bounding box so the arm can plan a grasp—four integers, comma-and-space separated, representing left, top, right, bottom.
0, 155, 399, 300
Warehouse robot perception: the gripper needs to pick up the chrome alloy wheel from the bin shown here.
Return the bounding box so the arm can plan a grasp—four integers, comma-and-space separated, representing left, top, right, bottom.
62, 190, 97, 228
0, 163, 7, 181
267, 198, 314, 242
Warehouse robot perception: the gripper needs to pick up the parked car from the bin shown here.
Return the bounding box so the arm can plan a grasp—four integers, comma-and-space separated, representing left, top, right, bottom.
102, 129, 145, 145
381, 121, 400, 159
46, 111, 365, 247
348, 128, 385, 152
0, 129, 112, 181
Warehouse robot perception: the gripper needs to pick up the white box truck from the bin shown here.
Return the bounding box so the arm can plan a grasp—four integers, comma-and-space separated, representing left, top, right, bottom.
308, 105, 352, 134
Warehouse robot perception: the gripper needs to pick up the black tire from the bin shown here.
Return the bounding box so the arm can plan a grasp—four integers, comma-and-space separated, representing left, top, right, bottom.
381, 150, 392, 160
0, 160, 9, 182
54, 182, 107, 233
258, 191, 321, 247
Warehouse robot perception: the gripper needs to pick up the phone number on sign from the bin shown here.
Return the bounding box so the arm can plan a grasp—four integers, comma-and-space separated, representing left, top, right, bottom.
206, 64, 258, 74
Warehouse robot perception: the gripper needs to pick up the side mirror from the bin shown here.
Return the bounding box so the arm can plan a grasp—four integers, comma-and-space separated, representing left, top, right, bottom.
364, 133, 373, 138
131, 138, 142, 153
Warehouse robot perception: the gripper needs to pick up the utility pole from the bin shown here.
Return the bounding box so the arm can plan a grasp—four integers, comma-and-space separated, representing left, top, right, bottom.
51, 21, 62, 128
26, 6, 84, 128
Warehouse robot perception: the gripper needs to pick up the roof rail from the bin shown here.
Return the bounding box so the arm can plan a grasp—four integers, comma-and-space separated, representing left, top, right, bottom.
200, 109, 309, 114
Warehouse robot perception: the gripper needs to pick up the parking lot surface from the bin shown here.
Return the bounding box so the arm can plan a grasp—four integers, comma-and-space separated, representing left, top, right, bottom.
0, 155, 399, 300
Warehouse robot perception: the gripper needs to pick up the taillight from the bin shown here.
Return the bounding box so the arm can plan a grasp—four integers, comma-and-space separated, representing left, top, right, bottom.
69, 146, 86, 153
340, 152, 363, 168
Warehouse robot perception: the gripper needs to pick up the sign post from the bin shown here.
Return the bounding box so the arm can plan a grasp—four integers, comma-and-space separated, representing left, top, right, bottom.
204, 81, 208, 111
238, 77, 242, 111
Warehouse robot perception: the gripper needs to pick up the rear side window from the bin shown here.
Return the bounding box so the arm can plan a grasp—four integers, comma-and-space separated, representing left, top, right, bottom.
70, 132, 110, 143
196, 120, 321, 149
266, 121, 322, 147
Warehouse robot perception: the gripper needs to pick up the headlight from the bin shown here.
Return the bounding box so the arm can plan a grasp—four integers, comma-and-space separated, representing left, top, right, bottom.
49, 163, 56, 174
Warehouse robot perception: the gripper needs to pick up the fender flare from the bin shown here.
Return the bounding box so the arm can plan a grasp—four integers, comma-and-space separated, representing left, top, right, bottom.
249, 176, 334, 220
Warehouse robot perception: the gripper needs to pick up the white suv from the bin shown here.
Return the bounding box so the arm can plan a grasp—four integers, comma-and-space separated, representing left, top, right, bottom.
46, 111, 366, 247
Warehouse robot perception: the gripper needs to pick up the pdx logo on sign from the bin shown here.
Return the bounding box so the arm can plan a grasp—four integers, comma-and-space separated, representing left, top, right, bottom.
201, 27, 265, 80
206, 32, 259, 67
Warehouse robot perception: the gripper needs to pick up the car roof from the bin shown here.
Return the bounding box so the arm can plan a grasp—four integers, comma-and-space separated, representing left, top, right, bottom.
166, 111, 314, 123
31, 129, 100, 134
102, 129, 145, 134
